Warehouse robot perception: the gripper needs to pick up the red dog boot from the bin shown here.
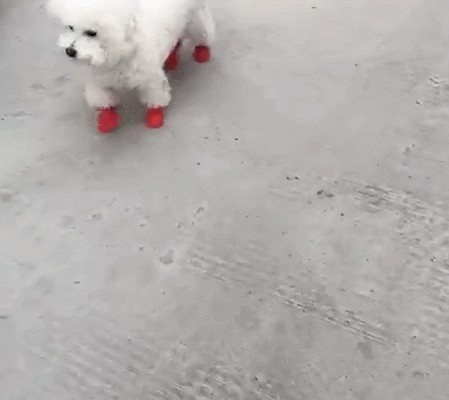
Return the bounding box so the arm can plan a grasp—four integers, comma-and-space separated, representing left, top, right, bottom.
193, 45, 211, 63
164, 40, 182, 71
97, 107, 119, 134
146, 107, 164, 129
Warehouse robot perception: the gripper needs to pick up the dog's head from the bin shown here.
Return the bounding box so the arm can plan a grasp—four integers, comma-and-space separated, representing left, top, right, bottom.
47, 0, 136, 66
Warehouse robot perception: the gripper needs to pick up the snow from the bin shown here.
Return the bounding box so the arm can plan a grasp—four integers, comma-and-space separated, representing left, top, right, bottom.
1, 0, 449, 398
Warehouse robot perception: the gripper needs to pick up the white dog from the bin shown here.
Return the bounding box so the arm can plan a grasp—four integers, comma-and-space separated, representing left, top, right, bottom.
47, 0, 215, 133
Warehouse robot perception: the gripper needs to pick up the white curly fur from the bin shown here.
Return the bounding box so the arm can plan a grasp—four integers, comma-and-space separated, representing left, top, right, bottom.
47, 0, 215, 109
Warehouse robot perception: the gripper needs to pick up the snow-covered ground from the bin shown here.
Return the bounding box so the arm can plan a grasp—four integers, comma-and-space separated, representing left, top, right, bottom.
1, 0, 449, 398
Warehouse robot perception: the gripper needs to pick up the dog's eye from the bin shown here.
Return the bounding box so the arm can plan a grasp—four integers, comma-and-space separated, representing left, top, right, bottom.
84, 30, 97, 37
66, 25, 74, 31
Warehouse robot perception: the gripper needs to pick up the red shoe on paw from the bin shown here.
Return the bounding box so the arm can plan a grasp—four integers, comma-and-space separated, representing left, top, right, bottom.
146, 107, 164, 129
97, 107, 119, 134
164, 40, 182, 71
165, 52, 179, 71
193, 45, 211, 63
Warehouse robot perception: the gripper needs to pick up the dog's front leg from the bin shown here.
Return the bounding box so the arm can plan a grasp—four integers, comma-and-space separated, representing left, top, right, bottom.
84, 82, 119, 134
137, 67, 172, 129
84, 81, 118, 109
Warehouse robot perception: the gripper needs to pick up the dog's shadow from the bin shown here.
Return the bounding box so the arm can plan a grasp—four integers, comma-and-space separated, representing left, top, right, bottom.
169, 46, 218, 111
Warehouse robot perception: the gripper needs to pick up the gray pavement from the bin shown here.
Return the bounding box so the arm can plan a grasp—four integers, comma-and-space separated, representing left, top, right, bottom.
1, 0, 449, 398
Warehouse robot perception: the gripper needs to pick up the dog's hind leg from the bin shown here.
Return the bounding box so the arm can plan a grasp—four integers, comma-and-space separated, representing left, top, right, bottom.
186, 2, 215, 63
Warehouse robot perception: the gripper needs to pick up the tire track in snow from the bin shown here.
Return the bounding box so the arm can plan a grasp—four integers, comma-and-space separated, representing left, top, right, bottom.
28, 312, 300, 400
270, 174, 449, 367
273, 284, 389, 345
29, 314, 163, 400
171, 173, 449, 360
174, 199, 394, 348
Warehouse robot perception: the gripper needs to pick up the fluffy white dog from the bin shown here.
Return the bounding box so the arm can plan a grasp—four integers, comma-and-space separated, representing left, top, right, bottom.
47, 0, 215, 133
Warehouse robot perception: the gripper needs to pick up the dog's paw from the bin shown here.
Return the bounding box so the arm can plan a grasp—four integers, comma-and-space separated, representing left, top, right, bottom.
164, 40, 182, 72
97, 107, 119, 134
193, 45, 211, 63
146, 107, 164, 129
164, 52, 179, 72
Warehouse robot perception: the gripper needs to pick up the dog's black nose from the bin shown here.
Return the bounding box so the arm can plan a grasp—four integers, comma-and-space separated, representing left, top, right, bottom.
65, 47, 77, 58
